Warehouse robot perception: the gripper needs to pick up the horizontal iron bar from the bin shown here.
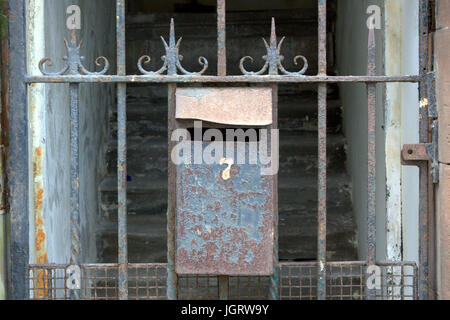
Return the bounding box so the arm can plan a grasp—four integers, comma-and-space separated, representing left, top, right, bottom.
28, 260, 418, 268
279, 260, 418, 267
25, 75, 420, 84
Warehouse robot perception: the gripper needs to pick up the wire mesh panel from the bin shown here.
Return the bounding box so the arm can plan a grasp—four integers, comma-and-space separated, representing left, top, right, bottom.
28, 263, 168, 300
228, 276, 270, 299
28, 264, 70, 300
178, 275, 219, 299
128, 264, 168, 300
29, 261, 416, 300
279, 262, 417, 300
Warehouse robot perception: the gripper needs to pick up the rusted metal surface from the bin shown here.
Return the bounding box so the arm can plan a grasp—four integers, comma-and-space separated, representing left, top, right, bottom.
217, 1, 228, 299
116, 0, 128, 301
316, 0, 328, 301
27, 261, 418, 300
69, 83, 80, 300
138, 19, 208, 76
268, 84, 279, 300
418, 0, 432, 300
167, 84, 178, 299
240, 18, 307, 76
280, 261, 418, 300
217, 0, 226, 77
39, 33, 109, 76
317, 84, 327, 300
25, 75, 420, 84
176, 144, 274, 275
28, 263, 168, 300
366, 26, 377, 300
401, 143, 432, 164
175, 87, 272, 126
318, 0, 327, 76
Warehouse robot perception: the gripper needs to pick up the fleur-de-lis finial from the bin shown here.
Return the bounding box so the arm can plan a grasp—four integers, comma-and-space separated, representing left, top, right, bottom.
39, 30, 109, 76
138, 18, 208, 76
240, 18, 308, 76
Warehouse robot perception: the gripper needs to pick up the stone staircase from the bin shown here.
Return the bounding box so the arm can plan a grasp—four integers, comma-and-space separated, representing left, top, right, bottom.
96, 10, 357, 264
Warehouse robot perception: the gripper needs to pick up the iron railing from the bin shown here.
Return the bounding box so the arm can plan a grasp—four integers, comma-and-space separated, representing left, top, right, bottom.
28, 261, 417, 300
25, 0, 433, 300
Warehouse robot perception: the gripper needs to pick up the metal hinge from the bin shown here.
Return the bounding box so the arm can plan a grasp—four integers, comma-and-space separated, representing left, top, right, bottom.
402, 72, 438, 183
401, 120, 439, 183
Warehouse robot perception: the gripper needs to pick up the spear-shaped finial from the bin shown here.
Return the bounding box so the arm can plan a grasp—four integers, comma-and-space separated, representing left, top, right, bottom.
239, 18, 308, 76
39, 29, 109, 76
169, 18, 176, 50
270, 17, 277, 48
138, 19, 208, 75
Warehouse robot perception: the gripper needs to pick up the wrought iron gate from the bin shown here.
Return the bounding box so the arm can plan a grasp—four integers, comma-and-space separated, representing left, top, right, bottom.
25, 0, 436, 300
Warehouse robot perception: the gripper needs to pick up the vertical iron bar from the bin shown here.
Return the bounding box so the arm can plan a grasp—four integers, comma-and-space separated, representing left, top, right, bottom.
269, 83, 279, 300
167, 83, 177, 300
116, 0, 128, 300
217, 0, 229, 300
317, 0, 327, 300
217, 0, 226, 77
6, 0, 29, 300
167, 19, 179, 298
367, 26, 377, 300
265, 18, 279, 301
69, 82, 80, 300
418, 0, 430, 300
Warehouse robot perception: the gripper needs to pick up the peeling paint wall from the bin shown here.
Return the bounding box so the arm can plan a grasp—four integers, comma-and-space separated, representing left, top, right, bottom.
384, 0, 403, 264
27, 0, 116, 265
336, 0, 419, 263
398, 0, 419, 265
336, 0, 386, 261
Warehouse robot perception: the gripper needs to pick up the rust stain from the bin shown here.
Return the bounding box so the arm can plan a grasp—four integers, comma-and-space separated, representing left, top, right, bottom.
35, 228, 45, 252
33, 145, 48, 297
35, 188, 44, 211
176, 148, 274, 275
33, 147, 42, 176
175, 87, 273, 126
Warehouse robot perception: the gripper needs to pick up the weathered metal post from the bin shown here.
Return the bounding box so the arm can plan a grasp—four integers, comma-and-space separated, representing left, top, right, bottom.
116, 0, 128, 300
217, 0, 230, 300
317, 0, 327, 301
366, 24, 377, 301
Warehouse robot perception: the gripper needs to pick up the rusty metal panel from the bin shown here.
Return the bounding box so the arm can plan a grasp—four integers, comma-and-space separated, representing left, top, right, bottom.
176, 143, 274, 275
175, 87, 273, 126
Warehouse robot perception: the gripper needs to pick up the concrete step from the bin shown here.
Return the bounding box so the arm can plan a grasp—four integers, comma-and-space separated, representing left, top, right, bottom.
106, 137, 168, 177
97, 215, 167, 263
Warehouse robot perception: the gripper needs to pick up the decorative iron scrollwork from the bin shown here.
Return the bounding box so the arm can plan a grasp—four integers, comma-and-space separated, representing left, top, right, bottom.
39, 32, 109, 76
240, 18, 308, 76
138, 18, 208, 76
